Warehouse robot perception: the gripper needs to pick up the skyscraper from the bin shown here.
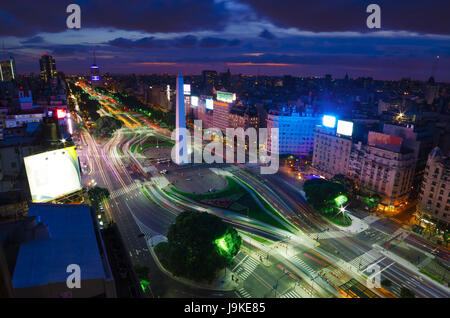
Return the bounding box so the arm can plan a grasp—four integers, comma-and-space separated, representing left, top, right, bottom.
39, 54, 56, 83
174, 73, 188, 165
0, 56, 16, 82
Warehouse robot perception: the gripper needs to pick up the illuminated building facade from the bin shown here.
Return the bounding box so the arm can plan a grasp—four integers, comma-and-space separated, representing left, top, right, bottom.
312, 125, 352, 178
267, 106, 320, 155
349, 140, 415, 210
39, 54, 56, 83
418, 147, 450, 225
0, 57, 16, 82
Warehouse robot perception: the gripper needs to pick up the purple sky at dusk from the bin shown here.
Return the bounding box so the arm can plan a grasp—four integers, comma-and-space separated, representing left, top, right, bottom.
1, 0, 449, 81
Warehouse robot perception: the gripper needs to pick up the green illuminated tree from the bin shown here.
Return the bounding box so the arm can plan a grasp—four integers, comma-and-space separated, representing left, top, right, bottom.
303, 178, 348, 214
156, 211, 242, 283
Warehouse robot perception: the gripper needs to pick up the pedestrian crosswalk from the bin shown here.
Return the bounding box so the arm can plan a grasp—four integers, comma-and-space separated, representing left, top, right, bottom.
281, 290, 302, 298
234, 256, 260, 280
110, 183, 140, 199
236, 287, 252, 298
290, 255, 318, 279
348, 249, 384, 271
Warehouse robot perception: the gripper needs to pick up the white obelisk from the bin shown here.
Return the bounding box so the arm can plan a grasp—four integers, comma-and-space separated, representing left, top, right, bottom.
175, 73, 188, 165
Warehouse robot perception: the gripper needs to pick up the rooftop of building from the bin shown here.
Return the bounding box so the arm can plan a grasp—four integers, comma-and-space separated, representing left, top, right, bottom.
11, 203, 107, 289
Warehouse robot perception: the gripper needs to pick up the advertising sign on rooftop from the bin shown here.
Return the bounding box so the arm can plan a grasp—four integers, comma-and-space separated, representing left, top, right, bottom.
368, 131, 403, 147
337, 120, 353, 136
205, 99, 214, 110
24, 146, 82, 202
217, 91, 234, 103
183, 84, 191, 95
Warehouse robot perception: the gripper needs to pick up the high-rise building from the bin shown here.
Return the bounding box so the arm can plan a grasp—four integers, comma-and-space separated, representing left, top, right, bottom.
312, 120, 417, 212
312, 125, 353, 178
417, 147, 450, 225
0, 56, 16, 82
212, 100, 231, 134
349, 138, 416, 210
39, 54, 56, 83
202, 70, 217, 92
267, 106, 320, 155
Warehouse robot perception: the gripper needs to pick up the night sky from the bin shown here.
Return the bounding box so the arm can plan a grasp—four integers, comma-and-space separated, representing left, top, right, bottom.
1, 0, 449, 81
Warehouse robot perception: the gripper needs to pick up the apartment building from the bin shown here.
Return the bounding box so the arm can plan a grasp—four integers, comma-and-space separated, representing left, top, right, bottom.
312, 125, 352, 178
418, 147, 450, 225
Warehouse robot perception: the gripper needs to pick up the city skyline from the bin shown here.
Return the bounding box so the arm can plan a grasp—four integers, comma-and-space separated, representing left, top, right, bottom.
0, 1, 449, 81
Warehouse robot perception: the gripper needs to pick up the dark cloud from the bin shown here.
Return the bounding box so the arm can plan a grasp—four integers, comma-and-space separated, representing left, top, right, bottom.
108, 35, 238, 49
0, 0, 230, 36
259, 29, 276, 40
50, 44, 91, 56
241, 0, 450, 34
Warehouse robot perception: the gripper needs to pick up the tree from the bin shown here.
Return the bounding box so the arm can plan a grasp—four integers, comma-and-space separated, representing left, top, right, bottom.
156, 211, 242, 283
303, 178, 348, 213
400, 287, 415, 298
94, 116, 123, 137
88, 186, 110, 207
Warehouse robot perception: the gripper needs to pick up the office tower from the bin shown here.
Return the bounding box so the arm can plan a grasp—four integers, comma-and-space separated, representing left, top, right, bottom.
39, 54, 56, 83
267, 106, 320, 155
174, 73, 188, 165
0, 56, 16, 82
202, 70, 217, 93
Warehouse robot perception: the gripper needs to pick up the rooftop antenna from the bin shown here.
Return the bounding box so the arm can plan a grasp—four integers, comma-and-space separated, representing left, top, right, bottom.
93, 48, 96, 65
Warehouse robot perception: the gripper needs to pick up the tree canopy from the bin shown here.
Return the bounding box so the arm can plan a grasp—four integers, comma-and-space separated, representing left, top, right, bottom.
303, 178, 348, 213
88, 186, 110, 207
94, 116, 123, 137
155, 211, 242, 283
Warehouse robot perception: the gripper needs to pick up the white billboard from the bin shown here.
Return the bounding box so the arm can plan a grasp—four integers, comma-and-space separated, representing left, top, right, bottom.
205, 99, 214, 110
337, 120, 353, 136
24, 146, 82, 202
183, 84, 191, 95
191, 96, 199, 107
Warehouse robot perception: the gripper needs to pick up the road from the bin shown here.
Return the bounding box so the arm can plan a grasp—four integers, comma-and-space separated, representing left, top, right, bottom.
73, 82, 450, 298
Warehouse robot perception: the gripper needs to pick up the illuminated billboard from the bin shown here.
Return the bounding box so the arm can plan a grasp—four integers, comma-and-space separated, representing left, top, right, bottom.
368, 131, 402, 147
322, 115, 336, 128
337, 120, 353, 136
24, 146, 82, 202
205, 99, 214, 110
56, 108, 66, 119
191, 96, 199, 107
217, 91, 234, 103
183, 84, 191, 95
